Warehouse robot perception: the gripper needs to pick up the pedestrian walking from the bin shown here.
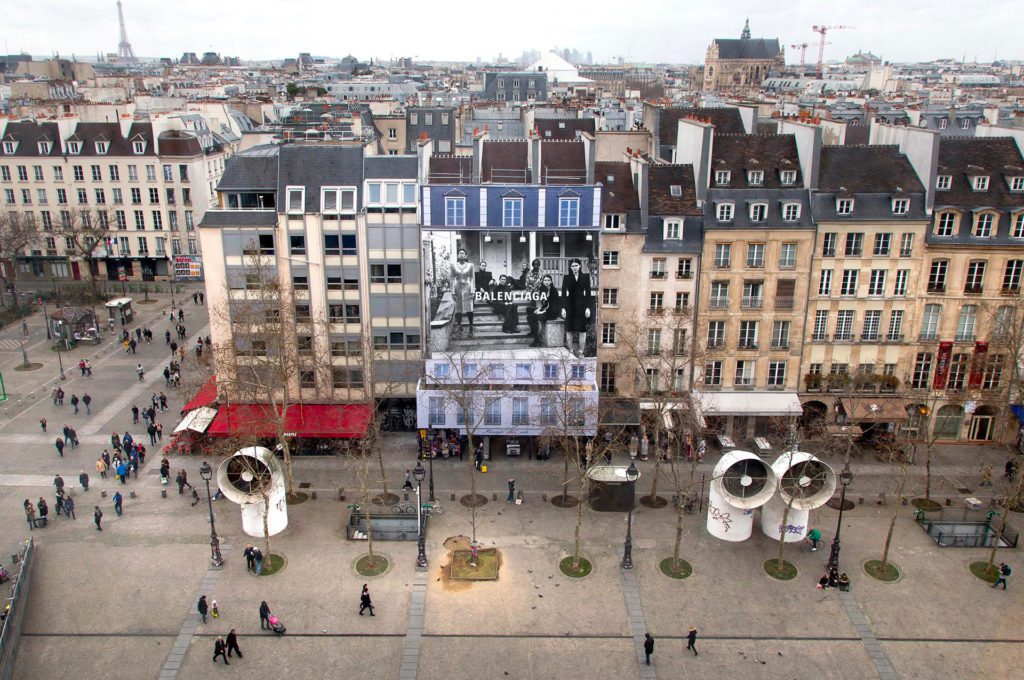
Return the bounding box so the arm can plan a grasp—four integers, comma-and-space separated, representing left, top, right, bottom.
136, 364, 144, 382
644, 633, 655, 665
62, 424, 70, 445
165, 329, 171, 345
116, 462, 127, 484
403, 470, 413, 490
507, 477, 516, 502
359, 584, 375, 616
96, 456, 108, 479
177, 308, 184, 322
79, 359, 87, 377
156, 422, 163, 442
212, 638, 230, 665
193, 292, 199, 305
70, 394, 79, 414
39, 418, 46, 433
993, 562, 1012, 590
252, 547, 263, 575
54, 474, 65, 494
176, 470, 186, 495
148, 423, 157, 445
25, 500, 36, 531
131, 405, 139, 424
129, 338, 136, 354
200, 292, 205, 304
163, 367, 170, 386
210, 599, 220, 619
191, 487, 201, 506
197, 595, 209, 623
686, 626, 698, 656
57, 388, 64, 405
52, 387, 59, 405
93, 505, 102, 531
82, 393, 91, 415
63, 494, 75, 519
69, 427, 79, 448
135, 328, 142, 344
112, 491, 123, 516
79, 470, 89, 492
55, 437, 64, 458
243, 544, 255, 572
55, 491, 65, 518
1005, 459, 1017, 481
159, 393, 168, 411
226, 628, 243, 658
981, 464, 994, 487
259, 601, 272, 629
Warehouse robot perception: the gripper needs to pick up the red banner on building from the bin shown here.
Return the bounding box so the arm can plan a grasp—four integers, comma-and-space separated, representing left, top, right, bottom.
968, 341, 989, 389
933, 341, 954, 388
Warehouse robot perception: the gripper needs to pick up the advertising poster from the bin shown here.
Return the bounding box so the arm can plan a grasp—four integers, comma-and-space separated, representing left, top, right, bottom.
933, 341, 953, 388
173, 255, 204, 281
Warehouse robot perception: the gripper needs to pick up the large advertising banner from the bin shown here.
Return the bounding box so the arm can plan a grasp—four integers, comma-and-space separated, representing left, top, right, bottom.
173, 255, 204, 281
933, 341, 953, 388
968, 341, 989, 389
422, 228, 599, 357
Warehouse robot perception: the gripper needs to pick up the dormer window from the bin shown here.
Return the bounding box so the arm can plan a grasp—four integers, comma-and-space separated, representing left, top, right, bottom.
132, 140, 146, 155
286, 186, 305, 214
972, 176, 990, 191
95, 141, 109, 155
960, 118, 971, 130
780, 170, 797, 185
1010, 177, 1024, 192
939, 119, 948, 129
716, 202, 734, 222
892, 198, 910, 215
836, 198, 854, 215
782, 202, 801, 222
1, 141, 15, 155
37, 141, 52, 154
670, 185, 682, 197
936, 175, 951, 191
974, 212, 995, 238
664, 220, 682, 240
715, 170, 730, 185
67, 141, 82, 155
749, 202, 767, 222
747, 170, 764, 186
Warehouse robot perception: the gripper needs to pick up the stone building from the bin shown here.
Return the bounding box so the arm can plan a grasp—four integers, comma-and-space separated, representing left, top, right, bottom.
702, 19, 784, 95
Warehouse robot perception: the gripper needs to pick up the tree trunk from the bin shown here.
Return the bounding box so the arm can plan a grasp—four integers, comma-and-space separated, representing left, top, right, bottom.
572, 454, 585, 570
280, 436, 297, 499
672, 502, 684, 569
879, 510, 898, 571
924, 444, 933, 501
648, 429, 661, 500
261, 491, 272, 561
775, 495, 795, 574
466, 430, 477, 543
376, 443, 390, 498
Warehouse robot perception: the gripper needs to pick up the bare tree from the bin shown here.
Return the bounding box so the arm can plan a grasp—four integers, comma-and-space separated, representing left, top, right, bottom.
52, 207, 117, 299
0, 211, 39, 308
870, 431, 913, 578
660, 390, 708, 574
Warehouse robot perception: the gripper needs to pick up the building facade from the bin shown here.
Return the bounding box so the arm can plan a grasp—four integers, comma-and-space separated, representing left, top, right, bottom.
702, 20, 784, 95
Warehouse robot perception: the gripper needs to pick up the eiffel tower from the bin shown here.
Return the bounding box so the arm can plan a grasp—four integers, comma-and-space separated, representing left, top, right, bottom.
116, 1, 137, 62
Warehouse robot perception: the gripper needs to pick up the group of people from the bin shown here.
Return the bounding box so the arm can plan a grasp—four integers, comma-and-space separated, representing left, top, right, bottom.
47, 391, 92, 419
817, 568, 851, 592
449, 251, 594, 355
199, 595, 242, 666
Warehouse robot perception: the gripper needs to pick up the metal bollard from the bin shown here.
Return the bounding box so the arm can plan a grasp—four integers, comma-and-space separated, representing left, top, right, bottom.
161, 489, 167, 498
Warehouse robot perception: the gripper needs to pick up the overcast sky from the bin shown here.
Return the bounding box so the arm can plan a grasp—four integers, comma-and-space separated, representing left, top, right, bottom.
3, 0, 1020, 65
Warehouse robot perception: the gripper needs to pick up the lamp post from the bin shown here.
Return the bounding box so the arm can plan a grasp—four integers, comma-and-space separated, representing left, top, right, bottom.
413, 461, 427, 569
427, 442, 435, 502
826, 463, 854, 573
40, 298, 51, 340
622, 461, 639, 569
54, 320, 66, 381
199, 460, 224, 570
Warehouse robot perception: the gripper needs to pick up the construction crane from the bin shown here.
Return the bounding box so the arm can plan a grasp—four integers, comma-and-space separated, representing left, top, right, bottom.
790, 43, 811, 68
812, 25, 852, 78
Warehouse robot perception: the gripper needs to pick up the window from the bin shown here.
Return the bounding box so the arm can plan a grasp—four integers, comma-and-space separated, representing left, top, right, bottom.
780, 170, 797, 185
982, 355, 1004, 390
387, 128, 397, 140
127, 165, 138, 181
289, 234, 306, 255
974, 213, 995, 238
822, 233, 837, 257
912, 353, 933, 389
511, 397, 529, 426
768, 362, 787, 386
956, 305, 977, 341
649, 292, 664, 311
928, 260, 948, 292
935, 212, 957, 237
747, 170, 763, 186
321, 187, 356, 214
771, 321, 790, 349
947, 353, 968, 391
645, 368, 660, 393
93, 188, 105, 205
862, 310, 881, 341
543, 363, 558, 380
873, 233, 891, 257
715, 170, 730, 185
324, 234, 357, 256
672, 329, 688, 356
1003, 260, 1023, 292
602, 251, 619, 267
1012, 214, 1024, 239
709, 281, 729, 308
707, 321, 726, 348
920, 304, 941, 340
292, 275, 309, 291
887, 310, 904, 341
152, 211, 163, 230
145, 165, 156, 182
844, 233, 863, 256
893, 269, 909, 296
1011, 177, 1024, 192
741, 280, 763, 308
114, 210, 126, 230
738, 321, 758, 349
937, 175, 951, 191
55, 188, 67, 205
669, 185, 682, 197
132, 140, 146, 155
137, 237, 149, 255
840, 270, 859, 296
0, 167, 8, 182
502, 198, 523, 227
868, 270, 886, 296
651, 258, 667, 279
676, 258, 692, 279
286, 187, 304, 214
716, 202, 734, 222
783, 203, 800, 221
328, 304, 360, 323
714, 243, 731, 268
837, 198, 854, 215
602, 288, 618, 306
2, 189, 12, 203
53, 166, 63, 181
370, 263, 403, 284
675, 291, 690, 310
558, 197, 580, 227
130, 188, 141, 205
601, 323, 616, 345
818, 269, 833, 296
813, 310, 829, 341
749, 243, 767, 267
965, 260, 986, 293
835, 310, 854, 341
972, 176, 990, 191
664, 220, 681, 239
734, 360, 754, 386
779, 243, 797, 268
704, 361, 722, 386
892, 199, 909, 215
749, 203, 767, 222
899, 233, 914, 257
112, 188, 122, 204
148, 188, 159, 204
133, 210, 145, 230
603, 213, 622, 230
648, 329, 662, 355
444, 196, 465, 226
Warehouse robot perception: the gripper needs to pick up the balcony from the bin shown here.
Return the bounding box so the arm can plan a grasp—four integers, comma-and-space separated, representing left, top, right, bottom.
861, 333, 879, 342
706, 339, 725, 349
885, 333, 905, 343
774, 296, 794, 310
833, 333, 855, 343
709, 299, 729, 310
647, 307, 665, 316
650, 271, 667, 280
964, 285, 984, 295
740, 297, 763, 309
1001, 285, 1020, 296
955, 333, 975, 342
676, 271, 693, 280
737, 341, 759, 350
919, 332, 938, 341
927, 283, 946, 293
770, 342, 790, 350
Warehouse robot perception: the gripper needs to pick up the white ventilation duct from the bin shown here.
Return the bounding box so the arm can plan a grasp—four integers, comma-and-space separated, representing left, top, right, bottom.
760, 451, 836, 542
707, 450, 778, 541
217, 446, 288, 537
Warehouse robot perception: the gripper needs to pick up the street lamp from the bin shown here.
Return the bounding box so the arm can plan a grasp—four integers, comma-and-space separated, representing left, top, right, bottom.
427, 440, 435, 502
622, 461, 639, 570
54, 320, 66, 381
199, 460, 224, 570
826, 463, 854, 573
413, 461, 427, 570
40, 298, 51, 340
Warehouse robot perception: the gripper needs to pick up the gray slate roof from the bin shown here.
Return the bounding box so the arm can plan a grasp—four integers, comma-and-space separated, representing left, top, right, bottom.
364, 154, 417, 179
704, 188, 814, 230
713, 38, 782, 60
276, 144, 365, 214
199, 210, 278, 228
644, 216, 704, 254
218, 145, 279, 191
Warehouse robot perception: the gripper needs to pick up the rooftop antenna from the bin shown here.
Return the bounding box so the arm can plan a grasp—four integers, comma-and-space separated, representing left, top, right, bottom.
116, 1, 137, 62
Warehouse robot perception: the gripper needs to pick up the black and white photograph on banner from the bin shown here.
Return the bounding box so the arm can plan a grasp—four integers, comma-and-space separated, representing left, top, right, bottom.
422, 228, 599, 358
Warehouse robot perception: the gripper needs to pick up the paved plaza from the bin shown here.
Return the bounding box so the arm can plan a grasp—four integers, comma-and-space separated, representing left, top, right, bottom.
0, 289, 1021, 679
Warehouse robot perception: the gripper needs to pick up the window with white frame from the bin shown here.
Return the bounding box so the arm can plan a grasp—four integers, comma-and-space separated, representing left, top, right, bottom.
716, 202, 734, 222
893, 269, 909, 296
844, 233, 863, 256
484, 398, 502, 426
747, 170, 763, 186
749, 203, 767, 222
935, 212, 956, 237
511, 397, 529, 426
780, 170, 797, 185
1009, 177, 1024, 192
868, 270, 886, 296
836, 198, 854, 215
715, 170, 730, 185
286, 187, 304, 214
974, 212, 995, 237
822, 232, 837, 257
956, 305, 977, 341
892, 198, 909, 215
738, 320, 758, 348
132, 140, 146, 154
714, 243, 731, 268
1003, 260, 1023, 292
503, 197, 523, 227
862, 310, 881, 341
603, 213, 622, 230
710, 281, 729, 308
746, 243, 765, 268
321, 187, 356, 214
767, 361, 787, 386
1013, 213, 1024, 239
920, 304, 941, 339
67, 141, 82, 155
840, 270, 859, 296
707, 321, 726, 347
558, 197, 580, 226
813, 310, 829, 340
602, 288, 618, 305
819, 269, 833, 296
670, 185, 682, 197
651, 258, 667, 279
602, 251, 619, 267
734, 360, 754, 386
965, 260, 986, 292
912, 352, 933, 389
601, 322, 616, 345
899, 233, 914, 256
874, 233, 891, 256
783, 202, 800, 221
835, 310, 855, 341
664, 220, 681, 239
779, 243, 797, 268
444, 196, 465, 226
703, 361, 722, 386
428, 397, 446, 425
771, 320, 790, 348
936, 175, 951, 190
887, 310, 903, 340
972, 176, 990, 191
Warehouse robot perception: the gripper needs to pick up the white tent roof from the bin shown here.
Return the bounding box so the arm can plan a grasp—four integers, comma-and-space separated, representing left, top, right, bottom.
174, 406, 218, 434
695, 391, 803, 417
526, 52, 592, 84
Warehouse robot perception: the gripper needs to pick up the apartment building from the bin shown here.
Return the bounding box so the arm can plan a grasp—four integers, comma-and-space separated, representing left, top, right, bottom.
199, 142, 422, 442
801, 145, 930, 431
0, 115, 225, 283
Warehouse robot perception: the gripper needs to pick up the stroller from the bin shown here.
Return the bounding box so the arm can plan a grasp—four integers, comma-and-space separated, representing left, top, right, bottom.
268, 615, 286, 636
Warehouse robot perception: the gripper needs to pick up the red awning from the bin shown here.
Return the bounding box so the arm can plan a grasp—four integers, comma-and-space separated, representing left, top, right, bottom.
206, 403, 372, 439
181, 376, 218, 414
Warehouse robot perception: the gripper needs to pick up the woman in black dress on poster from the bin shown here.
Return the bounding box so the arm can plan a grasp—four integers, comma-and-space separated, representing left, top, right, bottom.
530, 274, 559, 346
559, 258, 592, 356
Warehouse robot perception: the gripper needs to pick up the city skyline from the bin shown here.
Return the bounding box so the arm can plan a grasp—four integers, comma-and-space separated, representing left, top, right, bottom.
3, 0, 1023, 65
